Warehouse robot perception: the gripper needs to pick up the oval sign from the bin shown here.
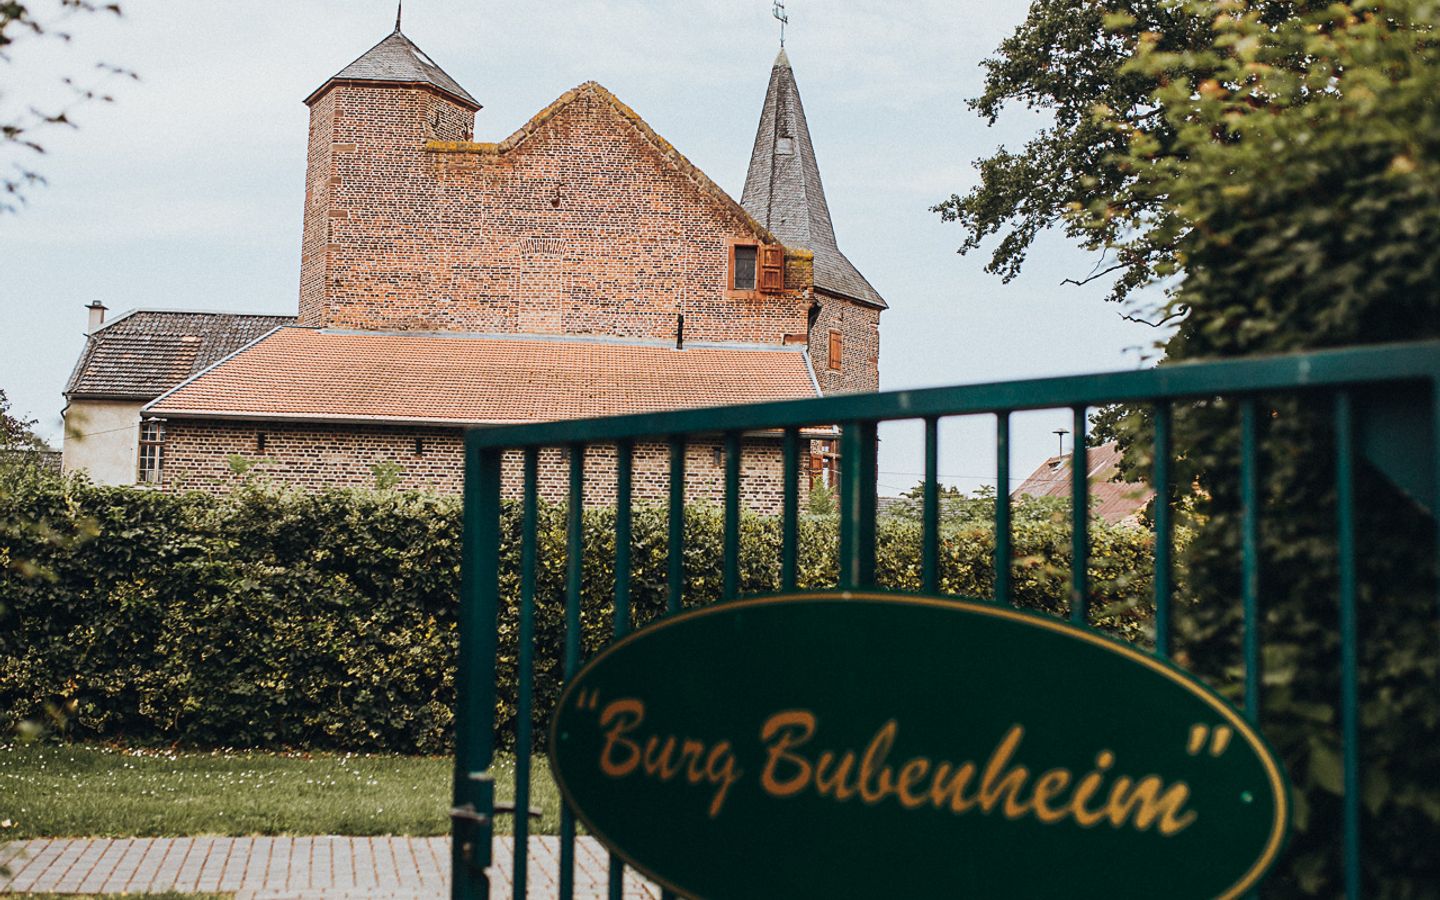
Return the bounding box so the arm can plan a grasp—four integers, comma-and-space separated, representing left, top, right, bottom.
550, 591, 1290, 899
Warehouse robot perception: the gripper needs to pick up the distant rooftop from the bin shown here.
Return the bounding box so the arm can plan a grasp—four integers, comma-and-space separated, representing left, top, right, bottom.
1011, 442, 1154, 525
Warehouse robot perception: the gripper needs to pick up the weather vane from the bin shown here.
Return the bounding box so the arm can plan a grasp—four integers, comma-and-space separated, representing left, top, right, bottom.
773, 0, 789, 47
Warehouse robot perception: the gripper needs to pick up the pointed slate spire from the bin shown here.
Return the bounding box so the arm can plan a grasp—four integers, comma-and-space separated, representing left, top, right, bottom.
304, 19, 480, 111
741, 50, 886, 308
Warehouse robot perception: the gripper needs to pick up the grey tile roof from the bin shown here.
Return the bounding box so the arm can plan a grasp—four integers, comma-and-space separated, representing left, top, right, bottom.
65, 311, 295, 400
740, 50, 887, 309
305, 28, 479, 110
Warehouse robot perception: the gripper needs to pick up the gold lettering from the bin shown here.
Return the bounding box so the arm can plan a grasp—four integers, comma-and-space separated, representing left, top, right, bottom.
1068, 750, 1114, 827
977, 726, 1032, 818
928, 761, 979, 814
643, 735, 681, 780
680, 739, 707, 784
760, 710, 816, 798
704, 742, 742, 818
598, 699, 644, 778
1105, 776, 1197, 835
1030, 769, 1072, 824
814, 751, 858, 801
858, 720, 898, 804
896, 757, 932, 810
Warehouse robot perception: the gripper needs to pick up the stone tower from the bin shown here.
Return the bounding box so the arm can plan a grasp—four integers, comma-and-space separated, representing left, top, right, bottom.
297, 21, 481, 326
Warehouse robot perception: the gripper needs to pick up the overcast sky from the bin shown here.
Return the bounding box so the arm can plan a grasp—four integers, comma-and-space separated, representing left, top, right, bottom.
0, 0, 1161, 494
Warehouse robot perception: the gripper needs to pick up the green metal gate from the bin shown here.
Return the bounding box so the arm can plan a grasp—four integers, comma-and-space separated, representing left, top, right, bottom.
454, 340, 1440, 899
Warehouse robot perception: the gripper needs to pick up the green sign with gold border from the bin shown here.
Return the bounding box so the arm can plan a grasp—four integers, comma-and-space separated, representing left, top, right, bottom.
549, 591, 1290, 899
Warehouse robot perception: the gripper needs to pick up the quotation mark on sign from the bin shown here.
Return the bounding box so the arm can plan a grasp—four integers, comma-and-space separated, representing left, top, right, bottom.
1187, 723, 1234, 757
574, 688, 602, 711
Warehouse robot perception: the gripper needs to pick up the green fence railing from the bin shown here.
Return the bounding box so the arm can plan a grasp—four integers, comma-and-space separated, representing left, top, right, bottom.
454, 340, 1440, 899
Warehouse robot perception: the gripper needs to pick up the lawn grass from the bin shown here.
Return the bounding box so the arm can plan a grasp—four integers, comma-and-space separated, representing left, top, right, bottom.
0, 744, 562, 839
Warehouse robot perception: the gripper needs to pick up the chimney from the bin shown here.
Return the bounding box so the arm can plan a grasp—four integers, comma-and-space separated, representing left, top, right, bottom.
86, 300, 108, 334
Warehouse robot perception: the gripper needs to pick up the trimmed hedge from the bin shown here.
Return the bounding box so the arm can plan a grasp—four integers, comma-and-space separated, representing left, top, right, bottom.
0, 466, 1156, 753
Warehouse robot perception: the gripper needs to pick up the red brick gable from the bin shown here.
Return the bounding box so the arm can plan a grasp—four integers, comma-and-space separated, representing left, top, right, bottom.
145, 327, 820, 425
299, 80, 812, 343
429, 82, 778, 244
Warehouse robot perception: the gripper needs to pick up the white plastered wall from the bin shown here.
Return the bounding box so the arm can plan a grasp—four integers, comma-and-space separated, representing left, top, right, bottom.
63, 400, 143, 485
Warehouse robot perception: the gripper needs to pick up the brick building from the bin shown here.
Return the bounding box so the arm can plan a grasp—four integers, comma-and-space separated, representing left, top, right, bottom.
62, 22, 886, 508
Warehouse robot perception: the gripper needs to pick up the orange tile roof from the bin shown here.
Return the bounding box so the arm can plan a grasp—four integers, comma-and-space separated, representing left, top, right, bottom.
1011, 442, 1155, 525
145, 327, 820, 425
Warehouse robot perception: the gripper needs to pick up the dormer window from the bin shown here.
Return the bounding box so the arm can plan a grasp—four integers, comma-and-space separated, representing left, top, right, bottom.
731, 243, 758, 292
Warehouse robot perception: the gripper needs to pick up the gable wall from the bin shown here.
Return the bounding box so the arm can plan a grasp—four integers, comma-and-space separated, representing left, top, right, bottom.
810, 293, 880, 395
303, 86, 812, 344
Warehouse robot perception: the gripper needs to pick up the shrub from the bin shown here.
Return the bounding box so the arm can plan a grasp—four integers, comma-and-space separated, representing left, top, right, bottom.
0, 467, 1156, 753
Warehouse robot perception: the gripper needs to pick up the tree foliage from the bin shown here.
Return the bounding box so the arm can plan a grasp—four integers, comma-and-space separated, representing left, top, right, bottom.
0, 388, 42, 449
948, 2, 1440, 894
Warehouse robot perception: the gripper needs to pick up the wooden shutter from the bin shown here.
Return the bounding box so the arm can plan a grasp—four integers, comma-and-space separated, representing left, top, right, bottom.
828, 330, 843, 370
759, 244, 785, 293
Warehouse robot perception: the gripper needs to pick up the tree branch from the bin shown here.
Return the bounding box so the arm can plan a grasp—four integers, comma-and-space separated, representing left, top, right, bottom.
1060, 261, 1127, 287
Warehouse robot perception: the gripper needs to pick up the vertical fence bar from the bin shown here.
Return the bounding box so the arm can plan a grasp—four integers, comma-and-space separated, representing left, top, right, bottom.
724, 432, 742, 601
607, 441, 632, 900
839, 421, 878, 589
1336, 392, 1361, 899
1433, 382, 1440, 619
1071, 406, 1090, 625
668, 437, 685, 617
995, 412, 1012, 606
558, 445, 584, 900
453, 441, 501, 900
1240, 399, 1263, 721
511, 448, 539, 900
922, 416, 940, 594
1153, 405, 1173, 660
661, 437, 683, 900
782, 428, 800, 591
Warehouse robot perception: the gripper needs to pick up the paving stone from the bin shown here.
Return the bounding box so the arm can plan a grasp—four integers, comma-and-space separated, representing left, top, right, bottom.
1, 836, 662, 898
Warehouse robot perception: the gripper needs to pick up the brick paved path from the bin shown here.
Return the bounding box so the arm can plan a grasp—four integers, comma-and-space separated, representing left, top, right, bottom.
0, 836, 662, 898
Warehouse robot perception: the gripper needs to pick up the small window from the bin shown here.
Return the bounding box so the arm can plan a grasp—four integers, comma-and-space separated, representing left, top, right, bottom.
828, 330, 843, 371
731, 244, 758, 292
138, 419, 165, 485
414, 437, 426, 456
256, 432, 267, 453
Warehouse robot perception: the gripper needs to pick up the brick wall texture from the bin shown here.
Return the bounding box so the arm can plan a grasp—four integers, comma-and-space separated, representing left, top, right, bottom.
162, 420, 806, 515
163, 76, 881, 503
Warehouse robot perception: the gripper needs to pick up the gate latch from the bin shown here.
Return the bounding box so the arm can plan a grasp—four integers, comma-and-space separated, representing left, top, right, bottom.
446, 800, 541, 823
449, 801, 544, 826
449, 803, 490, 827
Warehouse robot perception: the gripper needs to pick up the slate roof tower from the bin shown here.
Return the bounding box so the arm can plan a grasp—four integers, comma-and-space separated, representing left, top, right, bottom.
298, 19, 480, 326
741, 49, 886, 309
